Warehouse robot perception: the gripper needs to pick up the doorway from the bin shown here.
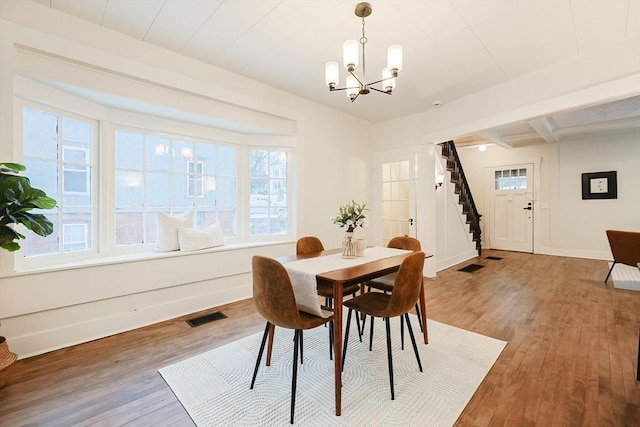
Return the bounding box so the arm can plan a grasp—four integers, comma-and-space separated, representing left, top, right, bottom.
486, 163, 534, 253
373, 151, 417, 246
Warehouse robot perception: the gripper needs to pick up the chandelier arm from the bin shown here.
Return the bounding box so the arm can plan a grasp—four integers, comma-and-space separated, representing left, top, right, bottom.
369, 87, 393, 95
350, 92, 360, 102
366, 76, 396, 86
348, 69, 365, 88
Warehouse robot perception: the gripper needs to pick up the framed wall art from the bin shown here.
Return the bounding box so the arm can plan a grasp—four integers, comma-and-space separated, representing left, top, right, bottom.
581, 171, 617, 200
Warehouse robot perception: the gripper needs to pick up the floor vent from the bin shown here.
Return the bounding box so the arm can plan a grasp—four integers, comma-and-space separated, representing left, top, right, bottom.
486, 256, 503, 260
458, 264, 485, 273
186, 311, 227, 327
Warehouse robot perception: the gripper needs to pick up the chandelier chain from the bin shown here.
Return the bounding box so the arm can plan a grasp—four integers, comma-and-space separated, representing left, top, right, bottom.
360, 16, 367, 85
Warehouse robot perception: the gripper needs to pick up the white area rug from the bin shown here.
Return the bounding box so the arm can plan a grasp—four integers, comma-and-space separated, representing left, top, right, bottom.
159, 317, 506, 426
609, 262, 640, 291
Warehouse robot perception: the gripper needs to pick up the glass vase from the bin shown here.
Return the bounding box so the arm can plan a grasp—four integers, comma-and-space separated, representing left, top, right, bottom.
342, 231, 357, 259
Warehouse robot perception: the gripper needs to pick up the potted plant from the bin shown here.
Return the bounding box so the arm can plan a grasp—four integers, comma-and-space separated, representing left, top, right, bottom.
0, 162, 56, 252
0, 162, 56, 386
332, 200, 367, 258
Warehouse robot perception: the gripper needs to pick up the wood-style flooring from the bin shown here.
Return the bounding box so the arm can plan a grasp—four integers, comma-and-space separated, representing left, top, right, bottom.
0, 250, 639, 426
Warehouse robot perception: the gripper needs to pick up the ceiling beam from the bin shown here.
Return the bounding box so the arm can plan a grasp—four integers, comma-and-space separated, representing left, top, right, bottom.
500, 131, 543, 144
478, 130, 513, 149
528, 117, 558, 143
554, 116, 640, 140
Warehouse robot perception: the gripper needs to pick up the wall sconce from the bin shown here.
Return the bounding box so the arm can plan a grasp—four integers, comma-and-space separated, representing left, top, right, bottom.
435, 174, 445, 189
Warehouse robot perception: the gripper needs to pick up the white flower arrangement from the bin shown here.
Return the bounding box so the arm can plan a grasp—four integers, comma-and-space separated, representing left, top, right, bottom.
332, 200, 367, 232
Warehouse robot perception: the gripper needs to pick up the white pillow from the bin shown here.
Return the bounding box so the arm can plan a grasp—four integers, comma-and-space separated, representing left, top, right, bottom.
155, 209, 195, 252
178, 222, 225, 252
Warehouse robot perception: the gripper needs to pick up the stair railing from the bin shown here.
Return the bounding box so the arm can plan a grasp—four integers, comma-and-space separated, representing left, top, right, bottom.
439, 140, 482, 254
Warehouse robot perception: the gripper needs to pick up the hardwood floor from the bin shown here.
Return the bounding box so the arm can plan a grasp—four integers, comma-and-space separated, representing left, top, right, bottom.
0, 250, 638, 426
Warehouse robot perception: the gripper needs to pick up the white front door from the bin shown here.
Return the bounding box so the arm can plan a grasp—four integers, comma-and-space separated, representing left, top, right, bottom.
373, 151, 417, 246
488, 164, 534, 253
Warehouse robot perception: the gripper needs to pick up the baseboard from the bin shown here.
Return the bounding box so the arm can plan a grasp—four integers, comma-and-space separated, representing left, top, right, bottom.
535, 246, 610, 261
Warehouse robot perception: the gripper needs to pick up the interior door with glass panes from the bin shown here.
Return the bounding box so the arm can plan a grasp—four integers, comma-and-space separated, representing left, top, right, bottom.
488, 164, 534, 253
380, 156, 416, 247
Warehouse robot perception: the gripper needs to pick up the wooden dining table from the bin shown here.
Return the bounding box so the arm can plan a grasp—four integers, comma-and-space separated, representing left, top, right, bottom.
277, 247, 433, 416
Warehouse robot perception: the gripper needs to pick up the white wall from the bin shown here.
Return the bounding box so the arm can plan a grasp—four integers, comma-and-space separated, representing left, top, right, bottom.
0, 3, 372, 358
555, 131, 640, 257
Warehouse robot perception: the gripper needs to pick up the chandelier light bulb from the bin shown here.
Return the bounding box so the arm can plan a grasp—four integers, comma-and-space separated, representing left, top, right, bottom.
343, 40, 359, 71
325, 61, 339, 88
382, 67, 396, 93
387, 45, 403, 73
346, 75, 359, 100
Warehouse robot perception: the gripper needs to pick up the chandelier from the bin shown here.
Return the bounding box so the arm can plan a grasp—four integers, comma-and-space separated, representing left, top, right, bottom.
325, 2, 403, 102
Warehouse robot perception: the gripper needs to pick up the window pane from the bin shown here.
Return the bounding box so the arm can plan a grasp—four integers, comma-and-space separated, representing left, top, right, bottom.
63, 117, 92, 158
197, 143, 217, 175
250, 207, 269, 235
116, 171, 144, 207
116, 131, 144, 169
270, 208, 287, 235
173, 173, 191, 205
250, 150, 268, 177
23, 159, 58, 201
249, 148, 289, 236
23, 107, 58, 159
219, 146, 237, 176
116, 210, 144, 245
21, 210, 60, 256
146, 135, 172, 171
63, 165, 88, 193
201, 176, 216, 206
146, 172, 171, 206
62, 221, 88, 252
217, 209, 236, 237
218, 177, 236, 207
172, 139, 194, 172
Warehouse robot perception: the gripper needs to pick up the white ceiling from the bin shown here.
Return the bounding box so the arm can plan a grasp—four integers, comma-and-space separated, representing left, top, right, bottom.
30, 0, 640, 146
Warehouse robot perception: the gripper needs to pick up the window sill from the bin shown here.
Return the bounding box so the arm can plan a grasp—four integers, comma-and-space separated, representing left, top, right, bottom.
3, 240, 294, 278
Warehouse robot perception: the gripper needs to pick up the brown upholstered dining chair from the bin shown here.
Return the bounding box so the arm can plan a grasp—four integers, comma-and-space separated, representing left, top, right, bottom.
250, 255, 334, 424
296, 236, 363, 353
341, 251, 426, 400
363, 236, 424, 349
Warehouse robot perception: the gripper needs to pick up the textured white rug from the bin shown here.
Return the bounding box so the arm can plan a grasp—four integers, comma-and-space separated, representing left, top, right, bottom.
609, 262, 640, 291
159, 317, 507, 426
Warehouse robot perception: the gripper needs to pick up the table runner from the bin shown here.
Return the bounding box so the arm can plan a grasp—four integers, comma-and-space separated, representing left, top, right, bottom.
283, 246, 410, 317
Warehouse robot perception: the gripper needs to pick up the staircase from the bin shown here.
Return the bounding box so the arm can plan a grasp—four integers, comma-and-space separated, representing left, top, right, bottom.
438, 140, 482, 255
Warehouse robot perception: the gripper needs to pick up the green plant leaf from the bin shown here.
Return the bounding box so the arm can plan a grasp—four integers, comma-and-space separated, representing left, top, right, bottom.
0, 226, 25, 251
0, 162, 26, 174
17, 213, 54, 236
0, 162, 56, 251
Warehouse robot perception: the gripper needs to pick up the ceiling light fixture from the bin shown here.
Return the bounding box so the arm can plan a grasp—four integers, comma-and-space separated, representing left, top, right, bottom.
325, 2, 403, 102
